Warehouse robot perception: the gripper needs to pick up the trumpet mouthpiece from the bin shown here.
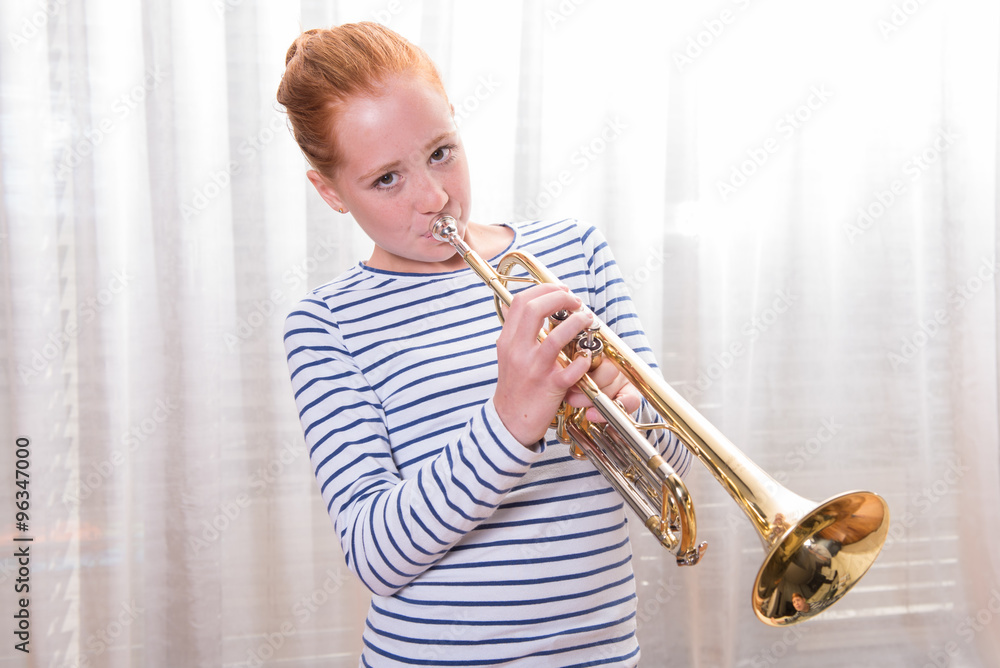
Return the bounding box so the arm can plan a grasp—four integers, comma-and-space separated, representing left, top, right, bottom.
430, 215, 457, 242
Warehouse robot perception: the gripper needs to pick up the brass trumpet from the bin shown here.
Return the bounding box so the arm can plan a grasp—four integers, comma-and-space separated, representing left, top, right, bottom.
430, 215, 889, 626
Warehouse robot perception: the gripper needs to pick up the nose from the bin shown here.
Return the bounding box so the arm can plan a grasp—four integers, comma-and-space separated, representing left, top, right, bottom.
414, 168, 449, 215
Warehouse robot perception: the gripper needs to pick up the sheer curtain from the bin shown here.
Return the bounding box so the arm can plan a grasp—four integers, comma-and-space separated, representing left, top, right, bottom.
1, 1, 998, 667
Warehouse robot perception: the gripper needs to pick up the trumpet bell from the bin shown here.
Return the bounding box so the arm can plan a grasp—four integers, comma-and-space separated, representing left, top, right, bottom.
753, 491, 890, 626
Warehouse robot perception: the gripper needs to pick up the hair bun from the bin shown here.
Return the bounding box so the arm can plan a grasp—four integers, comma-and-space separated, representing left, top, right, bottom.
285, 29, 322, 66
284, 41, 298, 66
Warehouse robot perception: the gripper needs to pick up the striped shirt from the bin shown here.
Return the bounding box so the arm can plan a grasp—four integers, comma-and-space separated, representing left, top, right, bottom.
283, 218, 690, 667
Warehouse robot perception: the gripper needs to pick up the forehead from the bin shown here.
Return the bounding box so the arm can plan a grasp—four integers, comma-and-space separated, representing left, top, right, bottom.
335, 75, 456, 177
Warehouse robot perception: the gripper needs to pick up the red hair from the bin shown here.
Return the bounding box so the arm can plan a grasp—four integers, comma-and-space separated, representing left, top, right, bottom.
277, 22, 449, 179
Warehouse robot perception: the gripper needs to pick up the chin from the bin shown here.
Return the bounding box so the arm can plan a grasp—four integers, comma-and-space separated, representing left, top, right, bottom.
430, 248, 459, 264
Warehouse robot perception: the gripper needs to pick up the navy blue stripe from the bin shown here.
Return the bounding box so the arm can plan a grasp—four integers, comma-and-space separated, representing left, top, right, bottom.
409, 554, 633, 588
370, 590, 635, 629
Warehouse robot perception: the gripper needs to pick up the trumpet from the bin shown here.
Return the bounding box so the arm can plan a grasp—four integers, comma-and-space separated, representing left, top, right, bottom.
430, 215, 889, 626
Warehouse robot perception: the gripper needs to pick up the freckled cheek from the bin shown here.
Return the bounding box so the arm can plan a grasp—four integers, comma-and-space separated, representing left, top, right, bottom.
445, 170, 472, 208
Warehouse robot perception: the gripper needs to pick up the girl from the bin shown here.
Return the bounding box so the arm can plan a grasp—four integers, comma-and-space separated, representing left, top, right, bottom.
278, 21, 690, 667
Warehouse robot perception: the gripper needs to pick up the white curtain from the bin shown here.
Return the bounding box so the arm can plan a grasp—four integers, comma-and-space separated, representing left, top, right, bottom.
2, 1, 998, 666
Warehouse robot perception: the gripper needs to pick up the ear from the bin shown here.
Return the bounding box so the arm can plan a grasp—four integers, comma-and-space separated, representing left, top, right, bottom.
307, 170, 348, 213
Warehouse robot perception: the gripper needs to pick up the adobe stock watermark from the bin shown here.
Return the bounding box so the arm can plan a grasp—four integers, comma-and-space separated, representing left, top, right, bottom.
581, 578, 682, 665
371, 0, 405, 27
768, 418, 842, 491
883, 457, 969, 550
575, 579, 683, 665
415, 610, 475, 665
224, 289, 285, 352
223, 234, 339, 352
377, 282, 469, 359
716, 84, 833, 201
672, 0, 756, 73
922, 587, 1000, 668
213, 0, 243, 18
68, 599, 145, 668
241, 567, 351, 667
181, 112, 288, 221
844, 128, 958, 244
7, 0, 69, 51
17, 268, 134, 384
887, 256, 997, 370
545, 0, 591, 30
721, 416, 842, 511
517, 116, 629, 220
749, 624, 809, 668
188, 438, 305, 555
452, 75, 502, 128
878, 0, 931, 40
685, 289, 796, 396
624, 246, 668, 293
520, 487, 602, 560
521, 516, 581, 559
0, 552, 19, 587
635, 578, 682, 629
56, 69, 168, 181
64, 398, 180, 505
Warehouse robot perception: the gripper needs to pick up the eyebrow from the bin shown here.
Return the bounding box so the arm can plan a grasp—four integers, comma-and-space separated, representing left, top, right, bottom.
357, 131, 456, 186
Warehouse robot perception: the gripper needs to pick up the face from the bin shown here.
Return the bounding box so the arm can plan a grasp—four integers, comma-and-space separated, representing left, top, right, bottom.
309, 73, 472, 273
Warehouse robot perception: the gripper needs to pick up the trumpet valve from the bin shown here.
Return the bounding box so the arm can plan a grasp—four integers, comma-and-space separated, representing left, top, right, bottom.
548, 309, 604, 370
574, 325, 603, 371
547, 309, 571, 329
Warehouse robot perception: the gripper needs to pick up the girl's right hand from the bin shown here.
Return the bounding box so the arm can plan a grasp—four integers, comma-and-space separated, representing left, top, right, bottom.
493, 283, 595, 447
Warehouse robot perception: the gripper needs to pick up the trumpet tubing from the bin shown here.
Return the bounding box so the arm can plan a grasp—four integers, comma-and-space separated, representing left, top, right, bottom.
430, 215, 889, 626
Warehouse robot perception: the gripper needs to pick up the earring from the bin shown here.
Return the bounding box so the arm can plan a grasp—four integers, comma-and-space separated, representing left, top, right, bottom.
338, 208, 345, 214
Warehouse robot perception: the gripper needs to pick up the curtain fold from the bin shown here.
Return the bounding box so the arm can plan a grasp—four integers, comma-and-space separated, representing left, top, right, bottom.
2, 1, 998, 666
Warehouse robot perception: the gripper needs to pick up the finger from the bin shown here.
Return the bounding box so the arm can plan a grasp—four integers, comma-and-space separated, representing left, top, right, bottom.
499, 282, 565, 318
541, 308, 595, 356
502, 285, 581, 342
612, 383, 642, 414
563, 358, 621, 407
550, 347, 594, 389
580, 356, 619, 388
585, 382, 642, 422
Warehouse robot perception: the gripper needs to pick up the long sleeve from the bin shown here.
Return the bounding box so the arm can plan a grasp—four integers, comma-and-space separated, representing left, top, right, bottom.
284, 292, 544, 596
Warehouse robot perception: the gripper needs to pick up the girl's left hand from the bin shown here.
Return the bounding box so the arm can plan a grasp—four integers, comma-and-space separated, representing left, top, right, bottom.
563, 356, 642, 422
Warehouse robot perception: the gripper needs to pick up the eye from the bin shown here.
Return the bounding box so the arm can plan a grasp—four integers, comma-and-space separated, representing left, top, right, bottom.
430, 145, 455, 164
374, 172, 398, 189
